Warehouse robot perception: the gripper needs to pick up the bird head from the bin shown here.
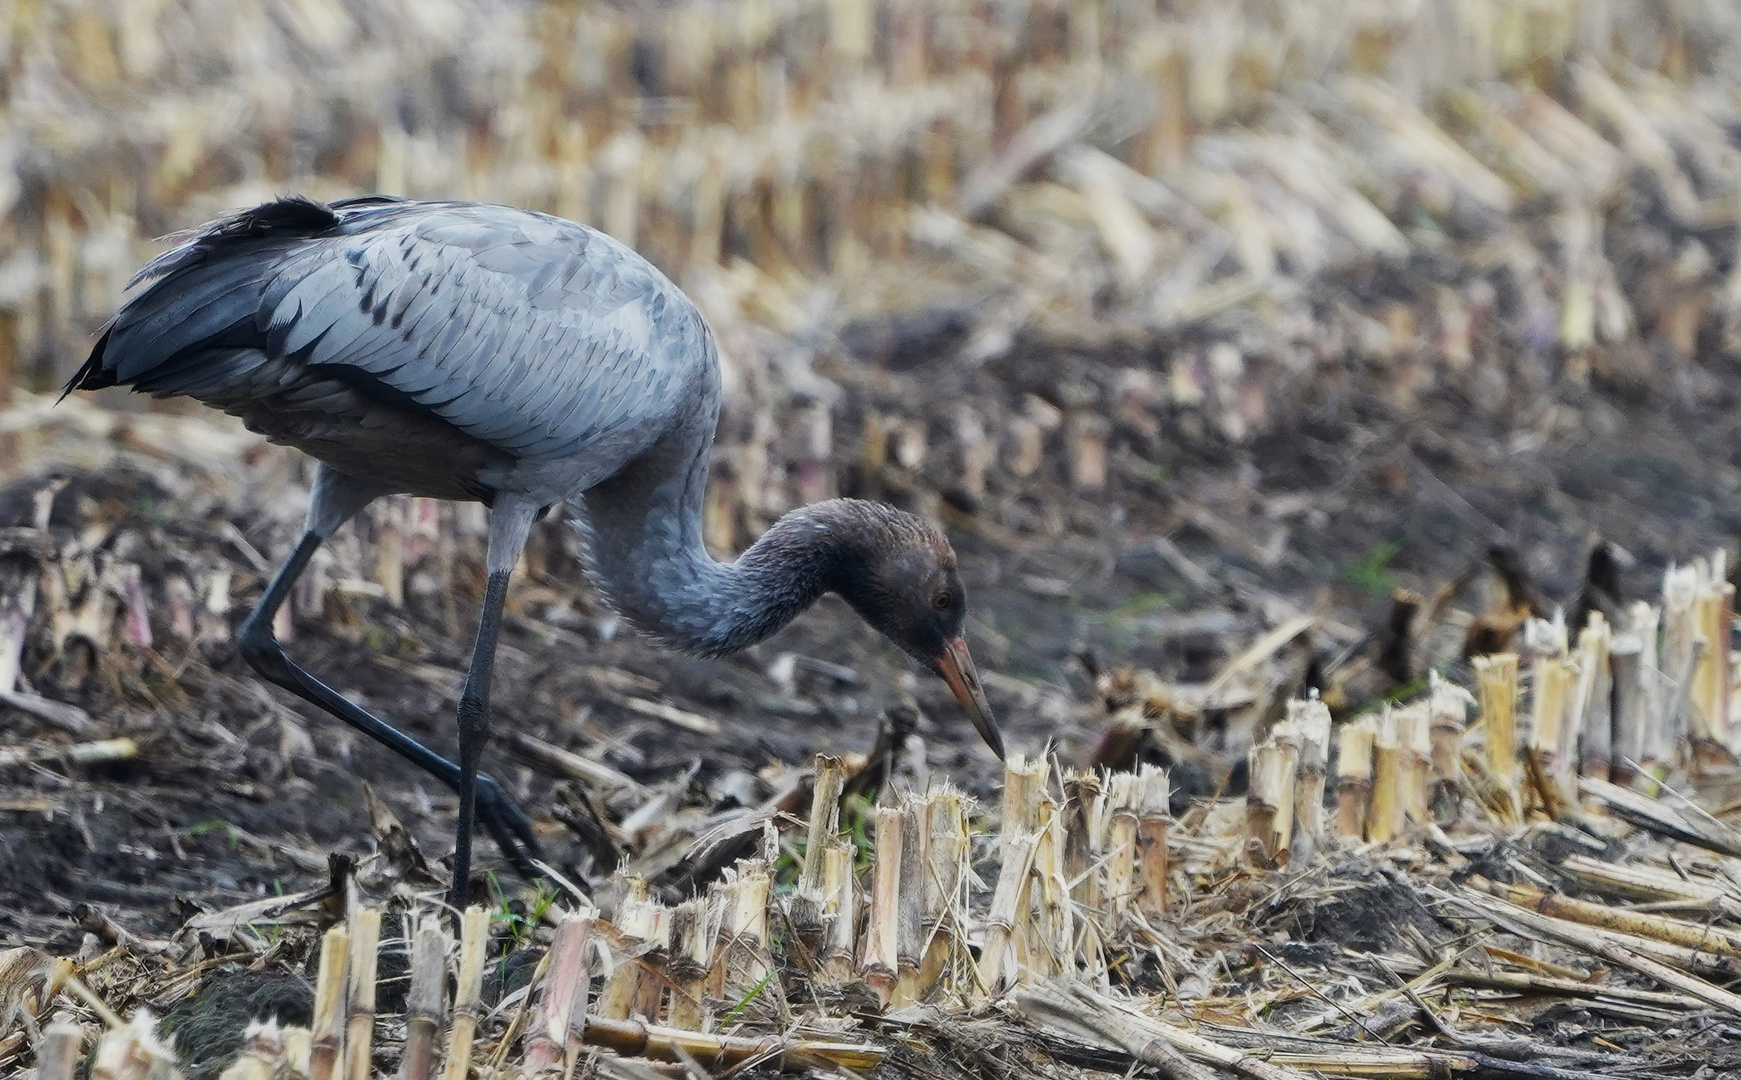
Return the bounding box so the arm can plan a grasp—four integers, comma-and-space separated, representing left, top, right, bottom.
825, 502, 1005, 760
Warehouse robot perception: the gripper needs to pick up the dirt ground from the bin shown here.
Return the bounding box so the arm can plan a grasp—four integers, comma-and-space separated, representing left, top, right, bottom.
5, 321, 1740, 951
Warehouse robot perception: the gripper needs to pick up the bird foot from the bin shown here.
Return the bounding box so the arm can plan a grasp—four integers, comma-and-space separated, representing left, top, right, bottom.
473, 773, 545, 880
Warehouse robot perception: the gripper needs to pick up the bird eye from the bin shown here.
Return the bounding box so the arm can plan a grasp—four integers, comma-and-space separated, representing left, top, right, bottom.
933, 591, 953, 611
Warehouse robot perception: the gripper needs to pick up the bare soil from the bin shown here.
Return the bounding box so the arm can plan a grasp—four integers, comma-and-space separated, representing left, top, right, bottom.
4, 331, 1741, 950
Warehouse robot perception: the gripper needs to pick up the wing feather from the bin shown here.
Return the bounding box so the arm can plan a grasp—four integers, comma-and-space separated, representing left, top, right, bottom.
275, 259, 360, 356
80, 200, 710, 475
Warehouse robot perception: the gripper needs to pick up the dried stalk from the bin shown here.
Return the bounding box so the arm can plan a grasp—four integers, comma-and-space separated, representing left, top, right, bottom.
1556, 854, 1740, 913
666, 900, 711, 1031
1014, 983, 1218, 1080
1068, 412, 1109, 492
1694, 577, 1734, 753
956, 407, 993, 501
1580, 775, 1741, 858
1289, 699, 1332, 862
1608, 634, 1646, 787
91, 1029, 139, 1080
578, 1014, 884, 1072
309, 924, 349, 1080
398, 917, 448, 1080
601, 878, 666, 1021
1663, 565, 1700, 754
1546, 918, 1741, 980
1007, 417, 1045, 478
1477, 877, 1741, 957
1030, 799, 1072, 980
509, 731, 642, 792
1571, 616, 1611, 781
975, 828, 1039, 998
1335, 717, 1375, 842
791, 754, 845, 937
859, 410, 887, 478
563, 919, 592, 1070
217, 1024, 282, 1080
821, 838, 858, 987
915, 786, 969, 1000
283, 1027, 311, 1075
0, 738, 139, 770
344, 908, 380, 1080
1001, 753, 1047, 836
891, 796, 930, 1006
1473, 653, 1521, 821
1458, 890, 1741, 1017
439, 906, 489, 1080
1012, 980, 1314, 1080
1001, 758, 1046, 977
217, 1056, 270, 1080
1397, 702, 1431, 827
1246, 734, 1296, 866
376, 501, 404, 608
526, 908, 592, 1067
1367, 708, 1403, 845
1629, 600, 1671, 780
35, 1019, 83, 1080
1061, 770, 1104, 912
1103, 773, 1139, 918
860, 806, 904, 1006
1135, 764, 1169, 919
703, 875, 732, 1006
1526, 655, 1575, 815
1444, 967, 1684, 1008
88, 1011, 176, 1080
719, 861, 776, 1015
1426, 674, 1472, 823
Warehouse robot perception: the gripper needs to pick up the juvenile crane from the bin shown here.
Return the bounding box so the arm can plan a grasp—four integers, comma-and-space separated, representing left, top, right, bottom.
68, 196, 1004, 907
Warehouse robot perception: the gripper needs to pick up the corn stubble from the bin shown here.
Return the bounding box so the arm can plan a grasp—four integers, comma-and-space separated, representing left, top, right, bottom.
11, 0, 1741, 1077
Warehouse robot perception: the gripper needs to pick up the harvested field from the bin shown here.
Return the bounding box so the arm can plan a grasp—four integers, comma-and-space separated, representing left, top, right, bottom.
8, 0, 1741, 1076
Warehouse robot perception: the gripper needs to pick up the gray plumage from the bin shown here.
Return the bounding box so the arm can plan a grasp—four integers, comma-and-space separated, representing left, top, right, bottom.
75, 196, 709, 507
72, 195, 947, 655
71, 195, 1002, 904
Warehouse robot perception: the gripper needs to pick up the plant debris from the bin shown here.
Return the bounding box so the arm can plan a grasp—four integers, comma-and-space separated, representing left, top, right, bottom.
11, 0, 1741, 1076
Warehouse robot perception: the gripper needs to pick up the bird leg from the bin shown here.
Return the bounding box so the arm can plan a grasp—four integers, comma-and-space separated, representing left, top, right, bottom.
237, 536, 541, 879
449, 499, 539, 911
235, 471, 542, 886
451, 567, 511, 910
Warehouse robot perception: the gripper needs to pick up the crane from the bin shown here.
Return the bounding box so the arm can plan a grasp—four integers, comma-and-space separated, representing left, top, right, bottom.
67, 195, 1005, 908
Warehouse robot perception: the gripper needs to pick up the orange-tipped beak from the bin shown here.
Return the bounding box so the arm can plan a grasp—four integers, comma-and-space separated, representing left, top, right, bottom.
936, 635, 1005, 760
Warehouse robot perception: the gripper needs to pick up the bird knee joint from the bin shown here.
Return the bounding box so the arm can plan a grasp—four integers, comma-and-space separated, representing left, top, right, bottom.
237, 623, 287, 676
456, 694, 491, 738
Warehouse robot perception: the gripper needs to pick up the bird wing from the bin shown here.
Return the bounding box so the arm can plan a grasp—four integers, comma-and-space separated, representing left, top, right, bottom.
80, 199, 713, 466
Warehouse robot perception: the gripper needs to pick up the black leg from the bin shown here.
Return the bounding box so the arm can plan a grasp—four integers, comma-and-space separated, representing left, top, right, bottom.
237, 532, 542, 880
450, 568, 511, 910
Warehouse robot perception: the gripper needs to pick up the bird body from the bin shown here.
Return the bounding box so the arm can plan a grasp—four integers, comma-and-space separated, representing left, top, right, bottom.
71, 196, 1003, 906
74, 197, 710, 508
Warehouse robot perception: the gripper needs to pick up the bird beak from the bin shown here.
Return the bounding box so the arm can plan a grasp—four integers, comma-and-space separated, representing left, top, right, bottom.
935, 635, 1005, 760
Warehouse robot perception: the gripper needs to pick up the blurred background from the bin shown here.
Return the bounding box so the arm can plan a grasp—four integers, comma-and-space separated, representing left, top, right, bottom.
8, 0, 1741, 931
7, 2, 1741, 578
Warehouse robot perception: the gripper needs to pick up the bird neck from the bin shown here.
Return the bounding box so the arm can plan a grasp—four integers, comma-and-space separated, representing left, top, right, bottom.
575, 430, 869, 657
